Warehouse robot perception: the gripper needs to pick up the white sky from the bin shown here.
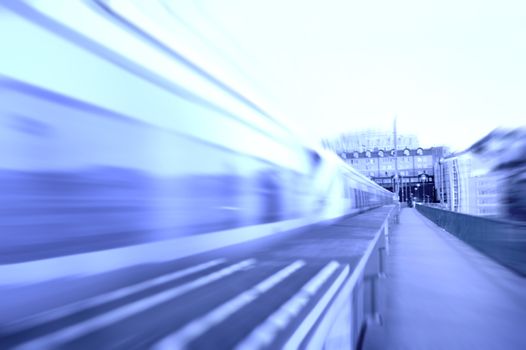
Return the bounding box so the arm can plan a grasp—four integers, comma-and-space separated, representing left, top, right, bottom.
176, 0, 526, 152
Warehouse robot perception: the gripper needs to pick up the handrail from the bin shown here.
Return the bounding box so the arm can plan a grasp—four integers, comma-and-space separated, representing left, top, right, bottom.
305, 204, 399, 349
416, 204, 526, 276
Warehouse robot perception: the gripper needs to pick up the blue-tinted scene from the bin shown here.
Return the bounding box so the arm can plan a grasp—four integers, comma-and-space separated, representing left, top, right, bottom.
1, 1, 525, 349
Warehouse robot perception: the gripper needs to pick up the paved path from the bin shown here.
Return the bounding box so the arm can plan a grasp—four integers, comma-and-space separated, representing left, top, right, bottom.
364, 208, 526, 350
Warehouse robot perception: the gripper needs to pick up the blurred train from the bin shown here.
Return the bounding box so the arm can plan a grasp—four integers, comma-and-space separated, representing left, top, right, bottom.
0, 0, 393, 263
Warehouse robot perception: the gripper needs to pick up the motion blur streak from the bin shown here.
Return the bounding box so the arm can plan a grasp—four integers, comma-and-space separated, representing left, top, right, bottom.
0, 0, 391, 270
3, 259, 226, 333
0, 1, 393, 348
154, 260, 306, 349
13, 260, 256, 349
236, 261, 342, 350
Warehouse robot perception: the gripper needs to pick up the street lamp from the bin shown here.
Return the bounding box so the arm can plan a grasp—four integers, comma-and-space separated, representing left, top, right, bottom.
420, 174, 427, 203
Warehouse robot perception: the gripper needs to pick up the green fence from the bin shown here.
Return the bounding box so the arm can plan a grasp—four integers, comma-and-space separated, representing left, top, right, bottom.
416, 204, 526, 276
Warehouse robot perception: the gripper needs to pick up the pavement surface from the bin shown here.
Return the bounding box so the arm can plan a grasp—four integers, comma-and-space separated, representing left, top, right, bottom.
0, 206, 394, 349
364, 208, 526, 350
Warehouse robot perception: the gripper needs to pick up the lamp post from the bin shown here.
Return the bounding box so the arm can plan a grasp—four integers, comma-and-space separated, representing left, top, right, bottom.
438, 158, 444, 204
393, 175, 400, 201
421, 174, 427, 203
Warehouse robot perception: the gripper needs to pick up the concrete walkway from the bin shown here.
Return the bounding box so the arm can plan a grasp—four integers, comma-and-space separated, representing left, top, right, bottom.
364, 208, 526, 350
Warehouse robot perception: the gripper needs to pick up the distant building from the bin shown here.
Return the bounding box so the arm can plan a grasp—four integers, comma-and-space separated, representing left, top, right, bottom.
436, 151, 502, 216
436, 127, 526, 220
323, 129, 420, 153
339, 146, 448, 203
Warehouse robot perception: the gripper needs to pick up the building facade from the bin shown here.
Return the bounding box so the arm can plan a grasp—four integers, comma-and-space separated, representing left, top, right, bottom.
323, 129, 420, 154
339, 146, 447, 203
436, 151, 503, 217
435, 128, 526, 219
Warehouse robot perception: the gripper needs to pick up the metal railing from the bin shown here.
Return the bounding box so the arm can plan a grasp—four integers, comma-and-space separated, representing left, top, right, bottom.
308, 204, 399, 349
416, 204, 526, 276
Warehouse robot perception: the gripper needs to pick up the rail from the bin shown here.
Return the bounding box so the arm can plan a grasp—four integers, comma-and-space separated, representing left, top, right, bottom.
309, 203, 399, 349
416, 204, 526, 276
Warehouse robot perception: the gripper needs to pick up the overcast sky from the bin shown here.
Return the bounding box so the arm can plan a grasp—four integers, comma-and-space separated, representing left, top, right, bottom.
174, 0, 526, 152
